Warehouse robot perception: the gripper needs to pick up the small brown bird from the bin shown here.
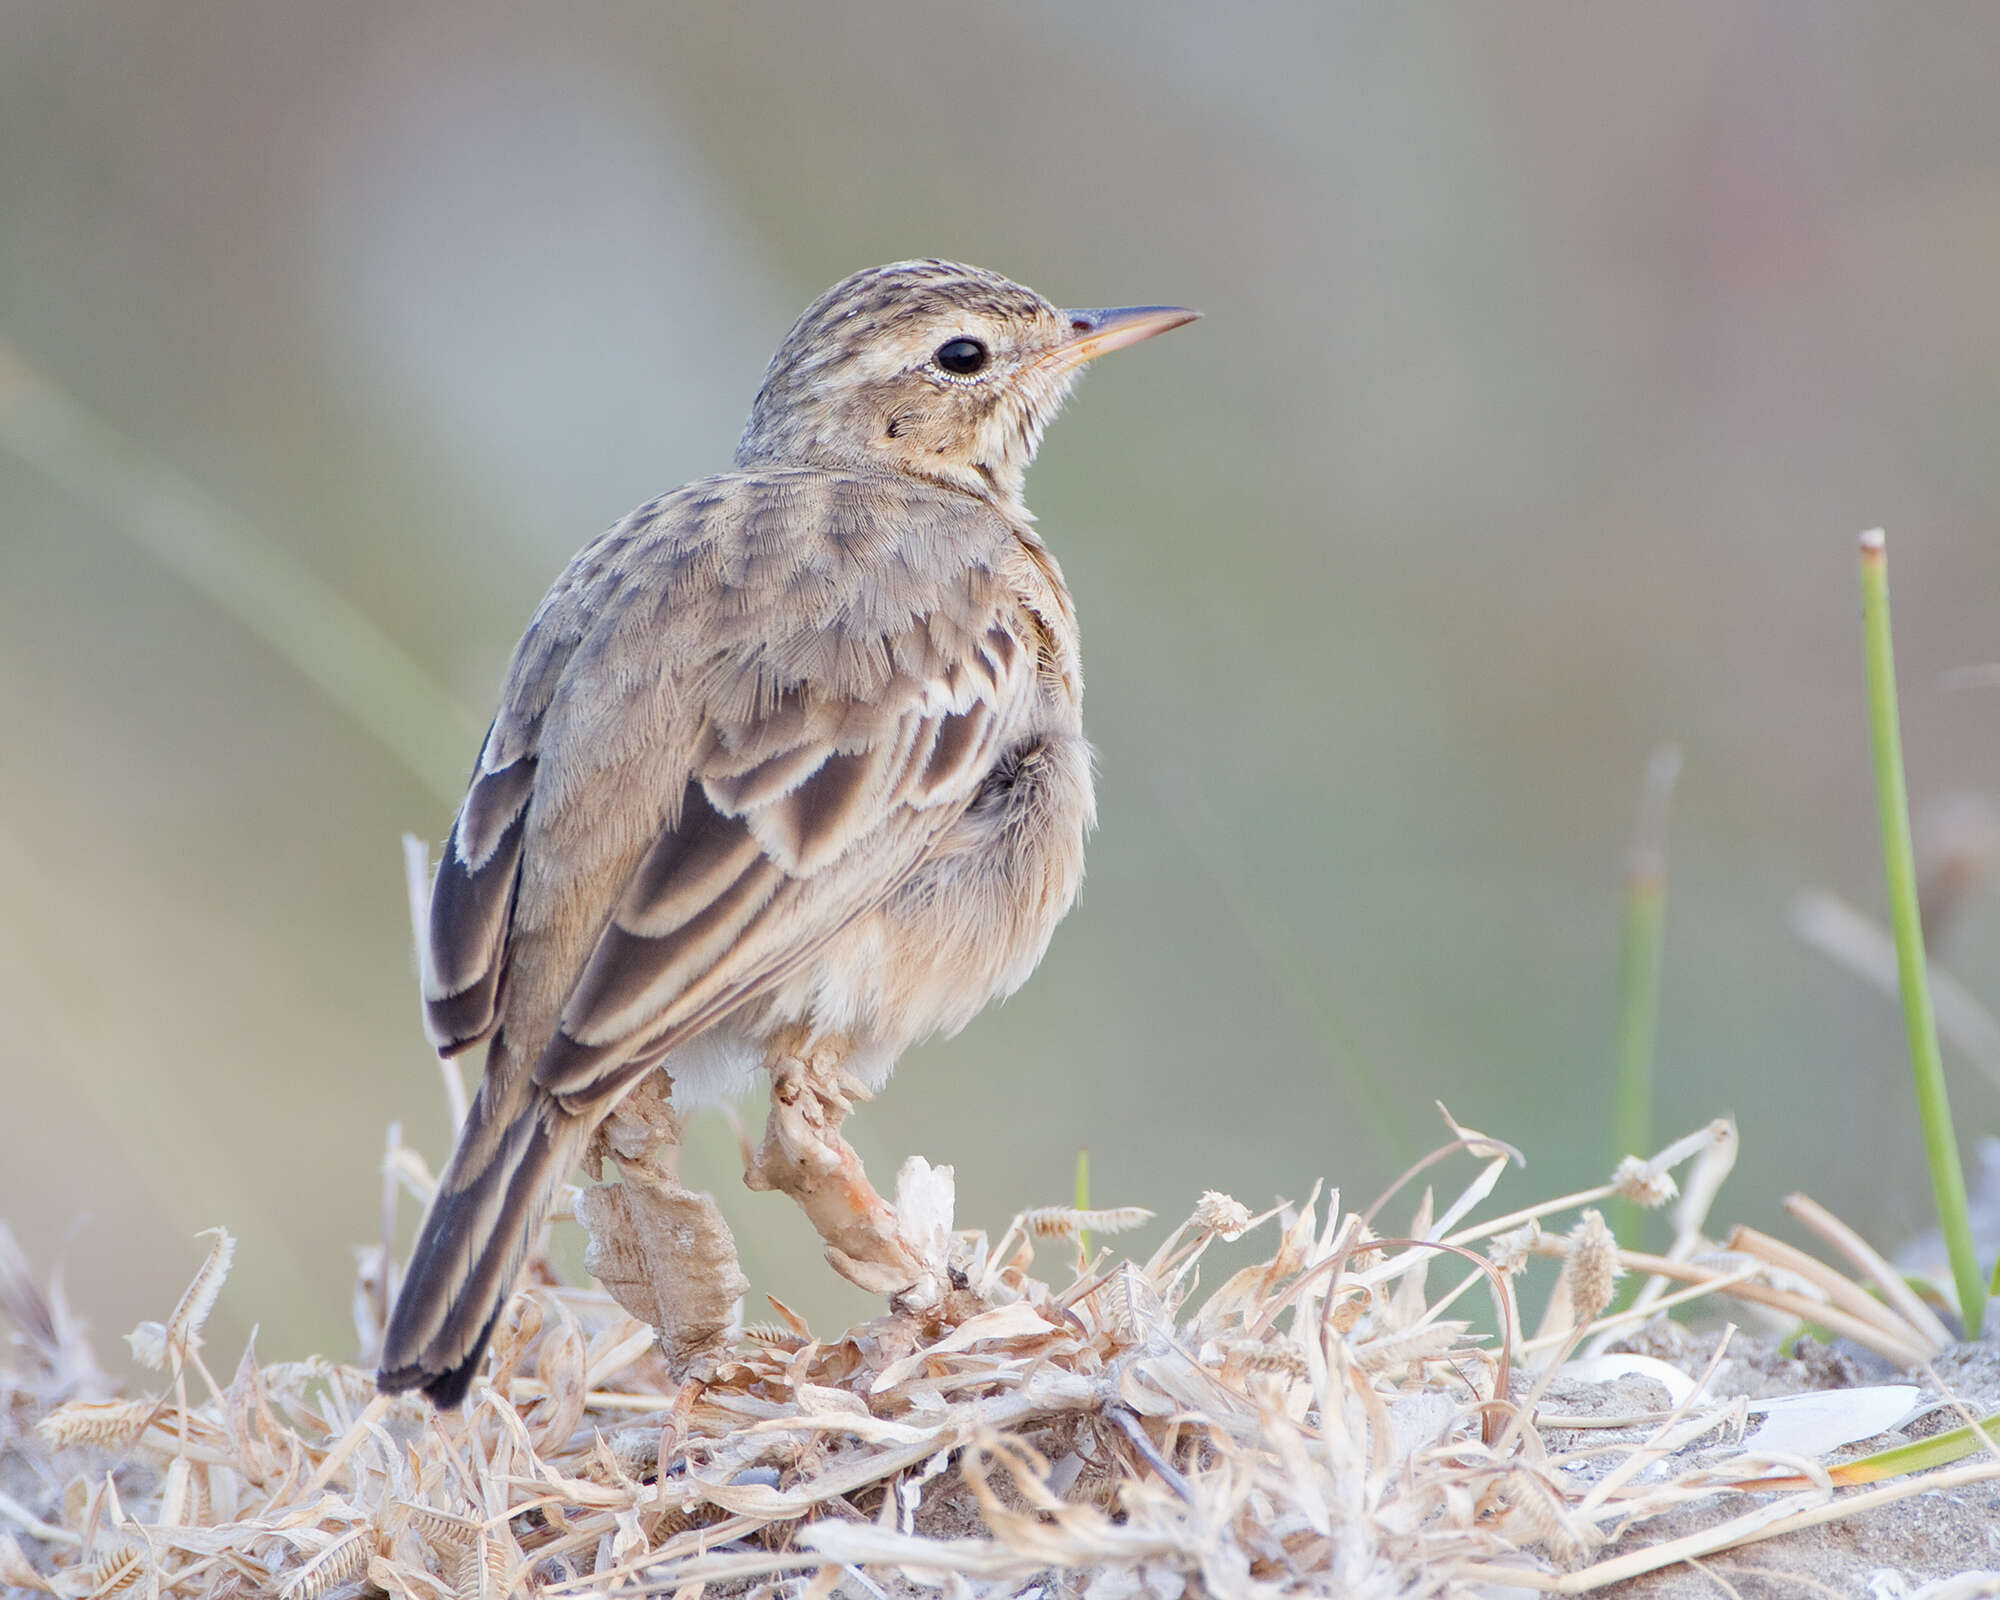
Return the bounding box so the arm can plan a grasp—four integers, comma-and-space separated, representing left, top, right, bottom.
378, 260, 1196, 1405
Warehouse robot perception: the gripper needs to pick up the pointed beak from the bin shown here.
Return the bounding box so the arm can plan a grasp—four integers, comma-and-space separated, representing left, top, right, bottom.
1040, 304, 1201, 373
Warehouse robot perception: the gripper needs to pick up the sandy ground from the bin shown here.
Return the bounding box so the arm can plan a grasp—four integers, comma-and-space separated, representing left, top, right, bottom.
1573, 1324, 2000, 1597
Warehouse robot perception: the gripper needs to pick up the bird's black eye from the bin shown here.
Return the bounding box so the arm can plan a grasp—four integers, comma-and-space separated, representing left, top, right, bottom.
934, 337, 989, 376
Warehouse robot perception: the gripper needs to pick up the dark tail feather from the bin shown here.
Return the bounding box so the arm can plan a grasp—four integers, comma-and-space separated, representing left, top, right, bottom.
378, 1086, 578, 1406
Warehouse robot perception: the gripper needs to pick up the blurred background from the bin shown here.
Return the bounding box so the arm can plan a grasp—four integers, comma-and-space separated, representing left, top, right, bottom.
4, 1, 1999, 1370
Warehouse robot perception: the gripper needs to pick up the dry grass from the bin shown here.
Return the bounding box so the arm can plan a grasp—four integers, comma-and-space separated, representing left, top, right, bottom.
4, 1109, 1995, 1599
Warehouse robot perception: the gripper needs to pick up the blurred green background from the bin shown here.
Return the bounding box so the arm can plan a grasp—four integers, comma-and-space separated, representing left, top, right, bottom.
4, 1, 1999, 1370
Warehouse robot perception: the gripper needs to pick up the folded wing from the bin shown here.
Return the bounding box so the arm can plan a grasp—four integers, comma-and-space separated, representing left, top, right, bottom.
417, 472, 1036, 1111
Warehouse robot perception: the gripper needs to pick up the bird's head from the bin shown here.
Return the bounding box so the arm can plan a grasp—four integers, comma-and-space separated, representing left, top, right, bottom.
735, 259, 1197, 513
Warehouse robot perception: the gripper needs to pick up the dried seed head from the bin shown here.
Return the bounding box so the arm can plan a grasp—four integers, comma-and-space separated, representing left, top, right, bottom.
124, 1321, 170, 1371
1494, 1470, 1584, 1563
742, 1322, 812, 1351
1101, 1265, 1148, 1342
1565, 1210, 1623, 1324
397, 1505, 478, 1547
1487, 1222, 1543, 1277
36, 1399, 155, 1452
1611, 1155, 1678, 1209
83, 1548, 145, 1597
1193, 1192, 1253, 1240
1222, 1340, 1309, 1378
450, 1537, 483, 1600
1021, 1204, 1154, 1239
1351, 1321, 1469, 1373
163, 1228, 235, 1363
279, 1529, 372, 1600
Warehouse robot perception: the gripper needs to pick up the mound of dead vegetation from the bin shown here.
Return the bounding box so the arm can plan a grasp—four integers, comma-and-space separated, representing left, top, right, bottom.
4, 1110, 1998, 1598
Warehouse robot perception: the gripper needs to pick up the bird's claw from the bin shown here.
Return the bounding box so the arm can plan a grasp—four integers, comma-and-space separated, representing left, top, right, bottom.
747, 1042, 923, 1297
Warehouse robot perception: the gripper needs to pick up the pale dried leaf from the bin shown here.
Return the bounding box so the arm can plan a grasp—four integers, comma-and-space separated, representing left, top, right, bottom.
577, 1177, 748, 1375
1741, 1385, 1920, 1460
1434, 1101, 1525, 1165
0, 1534, 56, 1592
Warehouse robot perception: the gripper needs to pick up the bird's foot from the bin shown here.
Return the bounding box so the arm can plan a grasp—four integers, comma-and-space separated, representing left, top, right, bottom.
746, 1040, 930, 1301
577, 1073, 749, 1374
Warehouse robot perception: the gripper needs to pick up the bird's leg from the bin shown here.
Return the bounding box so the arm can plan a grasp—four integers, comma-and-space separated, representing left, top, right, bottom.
746, 1029, 926, 1298
576, 1072, 749, 1375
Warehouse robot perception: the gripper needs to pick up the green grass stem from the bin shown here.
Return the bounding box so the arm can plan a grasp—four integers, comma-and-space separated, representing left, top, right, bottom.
1858, 529, 1984, 1337
1611, 744, 1681, 1247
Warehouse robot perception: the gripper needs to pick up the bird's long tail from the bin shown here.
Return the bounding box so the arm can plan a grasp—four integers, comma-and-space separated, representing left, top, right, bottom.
378, 1073, 584, 1407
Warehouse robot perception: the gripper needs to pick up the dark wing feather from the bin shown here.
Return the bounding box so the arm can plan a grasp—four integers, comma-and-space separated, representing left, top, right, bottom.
416, 506, 650, 1059
421, 753, 536, 1054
